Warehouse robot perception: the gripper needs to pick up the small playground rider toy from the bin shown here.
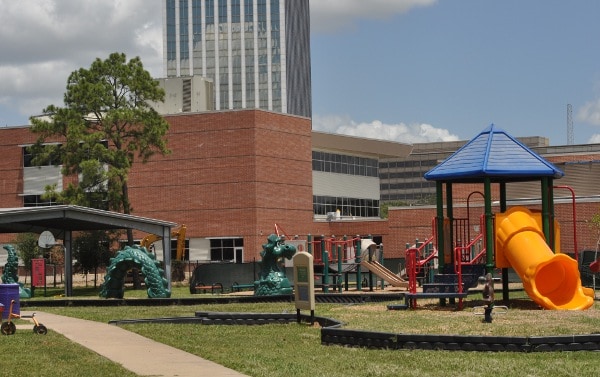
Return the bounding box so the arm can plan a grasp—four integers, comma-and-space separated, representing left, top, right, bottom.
254, 234, 296, 296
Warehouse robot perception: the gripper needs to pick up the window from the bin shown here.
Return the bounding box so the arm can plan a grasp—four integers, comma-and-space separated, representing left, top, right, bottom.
312, 151, 378, 177
313, 195, 380, 218
171, 238, 190, 260
23, 144, 62, 167
23, 195, 58, 207
210, 238, 243, 262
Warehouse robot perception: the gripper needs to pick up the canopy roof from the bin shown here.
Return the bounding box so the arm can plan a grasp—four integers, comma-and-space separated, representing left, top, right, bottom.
0, 205, 176, 236
424, 124, 564, 183
0, 205, 177, 297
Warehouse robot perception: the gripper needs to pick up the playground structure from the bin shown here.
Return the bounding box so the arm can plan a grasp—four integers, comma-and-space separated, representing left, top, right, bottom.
99, 225, 187, 299
1, 299, 47, 335
403, 125, 596, 310
99, 245, 171, 299
289, 230, 407, 293
186, 219, 408, 295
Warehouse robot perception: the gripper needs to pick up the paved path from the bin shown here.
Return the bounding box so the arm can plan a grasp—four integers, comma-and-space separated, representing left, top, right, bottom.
21, 311, 249, 377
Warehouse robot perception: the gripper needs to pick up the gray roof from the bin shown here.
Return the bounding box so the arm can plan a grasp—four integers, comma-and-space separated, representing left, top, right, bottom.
424, 124, 564, 183
0, 205, 176, 235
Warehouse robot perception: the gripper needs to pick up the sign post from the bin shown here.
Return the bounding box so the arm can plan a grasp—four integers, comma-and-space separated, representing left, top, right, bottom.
293, 251, 315, 324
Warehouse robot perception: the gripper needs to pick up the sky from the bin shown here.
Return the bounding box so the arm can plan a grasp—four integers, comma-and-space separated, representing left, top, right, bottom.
2, 0, 600, 145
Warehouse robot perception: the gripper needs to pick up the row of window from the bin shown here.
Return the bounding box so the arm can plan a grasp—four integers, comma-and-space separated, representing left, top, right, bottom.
312, 151, 378, 177
23, 195, 57, 207
380, 160, 438, 169
313, 195, 380, 218
380, 171, 426, 179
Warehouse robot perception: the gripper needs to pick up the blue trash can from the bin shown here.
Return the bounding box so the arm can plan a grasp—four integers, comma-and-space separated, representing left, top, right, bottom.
0, 284, 20, 319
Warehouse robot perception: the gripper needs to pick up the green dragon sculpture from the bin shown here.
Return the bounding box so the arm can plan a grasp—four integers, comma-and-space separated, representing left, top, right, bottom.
100, 245, 171, 299
254, 234, 296, 296
2, 244, 32, 298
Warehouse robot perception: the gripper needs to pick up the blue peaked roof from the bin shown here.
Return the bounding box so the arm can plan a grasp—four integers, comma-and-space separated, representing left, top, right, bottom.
424, 124, 564, 183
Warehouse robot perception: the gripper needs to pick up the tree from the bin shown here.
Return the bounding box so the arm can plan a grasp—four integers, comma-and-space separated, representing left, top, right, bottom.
73, 231, 112, 288
29, 52, 170, 244
13, 233, 41, 285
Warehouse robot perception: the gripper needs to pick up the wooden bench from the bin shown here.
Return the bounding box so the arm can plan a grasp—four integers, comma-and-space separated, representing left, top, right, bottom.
191, 282, 223, 294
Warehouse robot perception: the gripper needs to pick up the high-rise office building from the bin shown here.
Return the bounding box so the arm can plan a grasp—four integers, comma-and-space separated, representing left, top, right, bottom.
163, 0, 312, 118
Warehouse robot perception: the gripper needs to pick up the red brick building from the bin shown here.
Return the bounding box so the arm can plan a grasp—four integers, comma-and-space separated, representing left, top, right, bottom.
0, 110, 404, 265
2, 110, 600, 274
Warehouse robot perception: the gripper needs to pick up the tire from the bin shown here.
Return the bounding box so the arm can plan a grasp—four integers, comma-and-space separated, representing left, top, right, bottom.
1, 321, 16, 335
35, 324, 48, 335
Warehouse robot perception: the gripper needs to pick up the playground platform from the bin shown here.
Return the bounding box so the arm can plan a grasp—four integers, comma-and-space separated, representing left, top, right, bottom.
18, 311, 248, 377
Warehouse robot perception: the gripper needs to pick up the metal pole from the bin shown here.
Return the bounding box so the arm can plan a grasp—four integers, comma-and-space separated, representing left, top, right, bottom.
484, 178, 494, 275
356, 236, 362, 291
500, 182, 509, 302
64, 231, 72, 297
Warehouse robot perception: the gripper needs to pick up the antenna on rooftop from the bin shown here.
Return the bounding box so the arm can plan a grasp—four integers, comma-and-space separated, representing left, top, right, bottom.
567, 104, 574, 145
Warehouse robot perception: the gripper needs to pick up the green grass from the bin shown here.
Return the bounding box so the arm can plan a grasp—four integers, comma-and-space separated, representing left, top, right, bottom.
0, 326, 136, 376
27, 281, 194, 299
7, 295, 599, 377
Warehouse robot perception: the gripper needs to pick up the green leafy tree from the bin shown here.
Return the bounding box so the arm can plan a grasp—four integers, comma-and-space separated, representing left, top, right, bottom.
73, 231, 112, 288
29, 52, 170, 244
380, 200, 410, 219
14, 233, 41, 285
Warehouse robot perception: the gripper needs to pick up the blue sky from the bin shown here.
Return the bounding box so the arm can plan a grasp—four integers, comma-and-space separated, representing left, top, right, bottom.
1, 0, 600, 145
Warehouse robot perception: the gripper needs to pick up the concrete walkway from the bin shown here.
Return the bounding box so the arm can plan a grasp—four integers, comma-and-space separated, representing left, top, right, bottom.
21, 311, 249, 377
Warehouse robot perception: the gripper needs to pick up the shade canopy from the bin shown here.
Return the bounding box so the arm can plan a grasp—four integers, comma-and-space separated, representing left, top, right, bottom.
0, 205, 177, 296
424, 124, 564, 183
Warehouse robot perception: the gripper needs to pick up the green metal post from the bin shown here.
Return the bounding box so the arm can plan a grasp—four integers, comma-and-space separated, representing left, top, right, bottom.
446, 182, 454, 272
379, 243, 385, 290
445, 183, 454, 306
500, 182, 509, 302
356, 236, 362, 291
484, 178, 494, 274
307, 234, 312, 254
548, 180, 556, 251
323, 250, 329, 293
541, 178, 551, 249
337, 243, 343, 292
435, 181, 445, 271
321, 236, 329, 293
368, 235, 374, 291
343, 235, 348, 291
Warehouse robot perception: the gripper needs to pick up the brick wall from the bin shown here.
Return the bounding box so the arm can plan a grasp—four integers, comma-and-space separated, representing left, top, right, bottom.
126, 110, 314, 261
3, 116, 600, 264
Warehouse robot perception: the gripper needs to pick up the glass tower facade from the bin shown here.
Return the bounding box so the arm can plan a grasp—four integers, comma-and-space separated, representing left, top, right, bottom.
163, 0, 312, 118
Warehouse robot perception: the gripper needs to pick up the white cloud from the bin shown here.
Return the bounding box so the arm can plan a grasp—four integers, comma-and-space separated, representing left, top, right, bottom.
311, 0, 437, 33
312, 114, 459, 143
577, 99, 600, 126
588, 134, 600, 143
0, 0, 439, 126
0, 0, 163, 123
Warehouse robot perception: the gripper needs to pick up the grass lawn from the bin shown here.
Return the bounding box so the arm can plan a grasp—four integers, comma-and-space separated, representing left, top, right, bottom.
4, 285, 600, 377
